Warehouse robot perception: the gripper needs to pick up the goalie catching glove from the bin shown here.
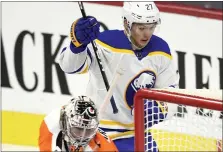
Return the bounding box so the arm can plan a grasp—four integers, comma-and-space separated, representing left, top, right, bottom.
70, 16, 100, 47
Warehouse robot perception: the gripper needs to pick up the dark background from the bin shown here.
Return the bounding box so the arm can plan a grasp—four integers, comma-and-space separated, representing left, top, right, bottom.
173, 1, 223, 10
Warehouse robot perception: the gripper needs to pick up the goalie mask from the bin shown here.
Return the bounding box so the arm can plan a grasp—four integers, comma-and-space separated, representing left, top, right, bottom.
61, 96, 99, 149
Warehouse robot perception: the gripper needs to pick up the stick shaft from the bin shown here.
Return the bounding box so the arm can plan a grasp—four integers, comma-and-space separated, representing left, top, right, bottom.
99, 69, 124, 114
78, 1, 118, 113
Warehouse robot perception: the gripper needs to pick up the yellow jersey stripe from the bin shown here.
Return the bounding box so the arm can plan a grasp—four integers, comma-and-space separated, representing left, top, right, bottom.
95, 40, 172, 59
95, 39, 133, 54
148, 51, 172, 59
100, 120, 134, 128
79, 65, 88, 74
109, 131, 134, 140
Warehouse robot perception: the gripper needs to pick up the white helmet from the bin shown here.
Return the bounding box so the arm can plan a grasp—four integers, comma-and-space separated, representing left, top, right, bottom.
61, 96, 99, 149
123, 2, 161, 30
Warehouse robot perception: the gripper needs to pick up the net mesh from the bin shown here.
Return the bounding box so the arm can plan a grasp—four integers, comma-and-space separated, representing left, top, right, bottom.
136, 89, 222, 152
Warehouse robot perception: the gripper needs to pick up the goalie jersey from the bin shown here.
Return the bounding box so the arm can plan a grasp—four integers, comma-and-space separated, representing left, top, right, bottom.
59, 30, 180, 141
38, 107, 118, 151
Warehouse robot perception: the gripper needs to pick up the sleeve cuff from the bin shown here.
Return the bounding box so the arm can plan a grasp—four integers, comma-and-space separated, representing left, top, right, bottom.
69, 42, 87, 54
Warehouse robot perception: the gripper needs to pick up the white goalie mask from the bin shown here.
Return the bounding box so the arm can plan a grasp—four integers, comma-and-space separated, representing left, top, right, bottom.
62, 96, 99, 148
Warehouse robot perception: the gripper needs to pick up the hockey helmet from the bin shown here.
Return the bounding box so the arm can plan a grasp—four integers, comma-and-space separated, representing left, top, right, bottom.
122, 2, 161, 30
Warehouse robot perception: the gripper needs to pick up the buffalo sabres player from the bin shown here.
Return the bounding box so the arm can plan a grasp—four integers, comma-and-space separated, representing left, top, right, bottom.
59, 2, 179, 151
38, 96, 118, 151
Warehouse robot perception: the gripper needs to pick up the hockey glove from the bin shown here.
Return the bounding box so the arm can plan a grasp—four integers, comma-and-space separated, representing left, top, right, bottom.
70, 16, 100, 47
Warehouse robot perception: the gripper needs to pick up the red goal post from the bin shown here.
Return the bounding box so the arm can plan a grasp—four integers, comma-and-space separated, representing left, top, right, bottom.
134, 88, 223, 151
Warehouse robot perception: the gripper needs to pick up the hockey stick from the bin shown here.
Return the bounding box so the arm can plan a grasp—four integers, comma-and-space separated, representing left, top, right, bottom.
99, 67, 125, 115
99, 55, 125, 115
78, 2, 119, 114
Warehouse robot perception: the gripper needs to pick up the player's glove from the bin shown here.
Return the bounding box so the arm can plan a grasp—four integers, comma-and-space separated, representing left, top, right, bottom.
70, 16, 100, 47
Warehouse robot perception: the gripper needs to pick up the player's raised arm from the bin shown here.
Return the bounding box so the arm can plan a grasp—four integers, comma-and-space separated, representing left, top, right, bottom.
59, 16, 100, 74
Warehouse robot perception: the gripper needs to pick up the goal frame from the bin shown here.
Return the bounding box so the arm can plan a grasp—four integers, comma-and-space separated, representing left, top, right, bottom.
134, 89, 223, 151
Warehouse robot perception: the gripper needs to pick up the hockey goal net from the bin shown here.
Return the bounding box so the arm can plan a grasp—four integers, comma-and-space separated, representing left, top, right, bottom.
134, 89, 223, 151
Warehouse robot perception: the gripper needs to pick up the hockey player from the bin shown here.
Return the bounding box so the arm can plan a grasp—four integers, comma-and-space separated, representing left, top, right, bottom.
59, 2, 179, 151
38, 96, 118, 151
